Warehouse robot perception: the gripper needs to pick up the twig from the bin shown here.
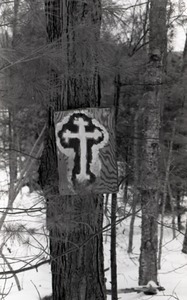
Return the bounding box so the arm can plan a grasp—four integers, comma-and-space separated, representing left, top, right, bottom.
30, 280, 41, 300
0, 249, 21, 291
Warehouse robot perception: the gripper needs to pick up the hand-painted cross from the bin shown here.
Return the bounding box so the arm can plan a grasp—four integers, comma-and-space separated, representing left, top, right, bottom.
62, 116, 103, 182
54, 108, 118, 195
57, 112, 109, 185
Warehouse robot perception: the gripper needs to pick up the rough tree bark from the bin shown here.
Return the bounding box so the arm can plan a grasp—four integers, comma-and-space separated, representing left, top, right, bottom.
39, 1, 106, 299
139, 0, 167, 285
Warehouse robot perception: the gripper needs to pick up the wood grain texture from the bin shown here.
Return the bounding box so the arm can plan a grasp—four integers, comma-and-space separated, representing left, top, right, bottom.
54, 107, 118, 195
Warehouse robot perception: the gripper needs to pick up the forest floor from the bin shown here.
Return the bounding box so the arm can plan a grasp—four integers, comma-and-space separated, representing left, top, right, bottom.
0, 170, 187, 300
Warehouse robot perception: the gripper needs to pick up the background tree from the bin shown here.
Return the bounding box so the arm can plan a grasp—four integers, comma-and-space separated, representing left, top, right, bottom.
181, 34, 187, 253
139, 0, 167, 285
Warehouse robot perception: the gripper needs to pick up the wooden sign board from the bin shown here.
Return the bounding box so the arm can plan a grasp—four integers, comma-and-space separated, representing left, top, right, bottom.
54, 107, 118, 195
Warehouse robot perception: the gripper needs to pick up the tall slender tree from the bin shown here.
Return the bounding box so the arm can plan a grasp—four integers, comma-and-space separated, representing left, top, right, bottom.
181, 34, 187, 254
39, 0, 106, 299
8, 0, 20, 204
139, 0, 167, 285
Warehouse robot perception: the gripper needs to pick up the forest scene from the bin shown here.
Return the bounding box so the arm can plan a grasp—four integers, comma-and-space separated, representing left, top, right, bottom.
0, 0, 187, 299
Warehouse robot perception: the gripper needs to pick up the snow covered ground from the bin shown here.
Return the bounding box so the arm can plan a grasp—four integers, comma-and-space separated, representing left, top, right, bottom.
106, 215, 187, 300
0, 170, 187, 300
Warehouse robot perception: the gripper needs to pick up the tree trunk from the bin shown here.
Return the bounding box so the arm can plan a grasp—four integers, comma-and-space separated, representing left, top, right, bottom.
139, 0, 167, 285
128, 111, 140, 253
8, 110, 17, 206
182, 221, 187, 253
167, 182, 176, 239
123, 151, 129, 204
181, 33, 187, 249
8, 0, 20, 205
158, 118, 176, 269
111, 193, 117, 300
176, 190, 182, 231
39, 1, 106, 299
110, 72, 120, 300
